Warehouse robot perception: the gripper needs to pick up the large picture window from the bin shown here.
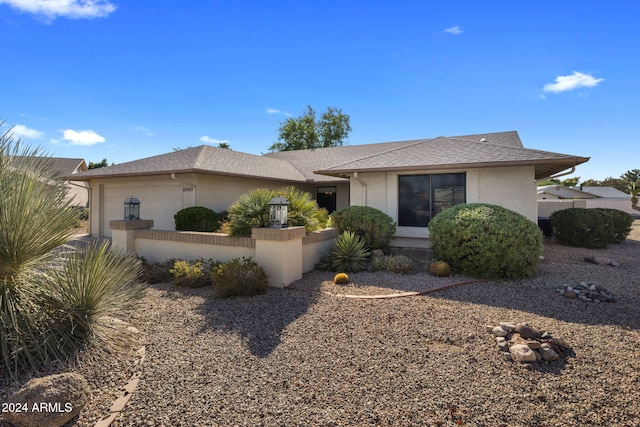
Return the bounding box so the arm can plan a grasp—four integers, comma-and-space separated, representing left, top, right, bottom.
398, 173, 466, 227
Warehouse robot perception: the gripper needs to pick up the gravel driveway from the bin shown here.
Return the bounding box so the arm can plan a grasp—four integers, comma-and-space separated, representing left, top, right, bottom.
4, 222, 640, 426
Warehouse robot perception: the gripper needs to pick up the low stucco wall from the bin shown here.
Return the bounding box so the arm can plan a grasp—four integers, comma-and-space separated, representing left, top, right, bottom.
538, 199, 638, 218
113, 226, 339, 287
302, 228, 340, 272
133, 230, 255, 263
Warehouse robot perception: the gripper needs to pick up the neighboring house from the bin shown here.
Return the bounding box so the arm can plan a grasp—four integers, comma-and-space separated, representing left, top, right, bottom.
70, 131, 589, 246
538, 185, 637, 218
49, 157, 90, 207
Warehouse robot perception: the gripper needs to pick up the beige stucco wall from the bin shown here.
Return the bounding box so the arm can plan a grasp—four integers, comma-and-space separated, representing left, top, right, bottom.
348, 165, 538, 241
538, 198, 636, 217
88, 174, 349, 238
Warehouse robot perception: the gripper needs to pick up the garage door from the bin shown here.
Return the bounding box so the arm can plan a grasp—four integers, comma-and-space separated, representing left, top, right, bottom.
102, 183, 185, 237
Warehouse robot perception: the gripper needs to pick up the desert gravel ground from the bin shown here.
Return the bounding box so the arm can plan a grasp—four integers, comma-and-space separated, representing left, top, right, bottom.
2, 221, 639, 426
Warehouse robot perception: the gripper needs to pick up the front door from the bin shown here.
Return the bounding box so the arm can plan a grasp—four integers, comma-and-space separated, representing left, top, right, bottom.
316, 186, 337, 213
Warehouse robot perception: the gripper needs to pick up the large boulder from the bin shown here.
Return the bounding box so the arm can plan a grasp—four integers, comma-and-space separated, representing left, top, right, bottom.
3, 373, 91, 427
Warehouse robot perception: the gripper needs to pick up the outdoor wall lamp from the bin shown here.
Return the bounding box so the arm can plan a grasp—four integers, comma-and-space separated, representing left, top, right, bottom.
124, 197, 141, 221
268, 196, 289, 228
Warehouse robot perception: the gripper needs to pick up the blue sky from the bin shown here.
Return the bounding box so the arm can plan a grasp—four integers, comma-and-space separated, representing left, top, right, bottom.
1, 1, 637, 181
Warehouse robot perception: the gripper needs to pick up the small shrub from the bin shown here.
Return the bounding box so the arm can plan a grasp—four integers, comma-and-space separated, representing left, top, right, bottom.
429, 261, 451, 277
211, 257, 268, 297
550, 208, 613, 248
428, 203, 543, 279
139, 257, 176, 283
329, 206, 396, 251
174, 206, 221, 232
333, 273, 350, 284
593, 208, 633, 243
320, 231, 370, 272
170, 259, 208, 287
371, 255, 414, 274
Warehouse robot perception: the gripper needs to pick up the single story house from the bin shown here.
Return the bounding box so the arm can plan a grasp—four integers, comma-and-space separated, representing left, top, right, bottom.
538, 185, 637, 218
70, 131, 589, 247
48, 157, 90, 207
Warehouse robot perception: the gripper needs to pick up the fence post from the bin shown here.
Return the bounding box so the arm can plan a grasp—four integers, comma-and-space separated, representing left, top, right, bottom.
109, 220, 154, 254
252, 226, 306, 288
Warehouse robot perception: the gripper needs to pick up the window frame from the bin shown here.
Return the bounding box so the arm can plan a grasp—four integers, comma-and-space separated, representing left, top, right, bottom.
398, 172, 466, 227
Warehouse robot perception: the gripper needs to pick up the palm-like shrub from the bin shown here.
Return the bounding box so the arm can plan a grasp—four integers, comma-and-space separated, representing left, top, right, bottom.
320, 231, 370, 272
227, 186, 324, 236
0, 127, 144, 379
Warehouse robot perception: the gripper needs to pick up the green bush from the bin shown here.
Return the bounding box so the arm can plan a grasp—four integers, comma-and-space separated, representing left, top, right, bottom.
174, 206, 221, 232
170, 260, 207, 287
329, 206, 396, 251
371, 255, 414, 274
593, 208, 634, 243
550, 208, 613, 248
428, 203, 543, 279
227, 186, 324, 236
211, 257, 268, 297
320, 231, 371, 272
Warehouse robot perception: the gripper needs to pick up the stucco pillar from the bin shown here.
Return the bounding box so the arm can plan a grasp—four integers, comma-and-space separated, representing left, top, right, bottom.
252, 226, 306, 288
109, 219, 154, 254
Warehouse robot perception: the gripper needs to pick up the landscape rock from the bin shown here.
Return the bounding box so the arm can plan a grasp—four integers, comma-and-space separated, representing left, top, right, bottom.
488, 322, 571, 364
3, 372, 91, 427
584, 256, 618, 266
491, 326, 508, 337
540, 344, 560, 361
557, 282, 615, 303
515, 323, 542, 339
370, 249, 385, 259
499, 322, 516, 332
510, 344, 537, 363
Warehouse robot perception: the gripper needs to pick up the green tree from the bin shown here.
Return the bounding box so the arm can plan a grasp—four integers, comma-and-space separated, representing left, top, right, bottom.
88, 158, 109, 169
0, 126, 144, 378
218, 142, 231, 149
623, 169, 640, 211
268, 105, 352, 152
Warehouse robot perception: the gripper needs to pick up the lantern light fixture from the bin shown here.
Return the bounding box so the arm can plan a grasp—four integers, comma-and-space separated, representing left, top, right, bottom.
268, 196, 289, 229
124, 197, 141, 221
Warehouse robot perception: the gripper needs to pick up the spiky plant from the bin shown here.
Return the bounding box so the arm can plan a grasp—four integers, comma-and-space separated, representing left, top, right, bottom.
227, 188, 275, 236
0, 126, 144, 379
321, 231, 370, 272
227, 186, 324, 236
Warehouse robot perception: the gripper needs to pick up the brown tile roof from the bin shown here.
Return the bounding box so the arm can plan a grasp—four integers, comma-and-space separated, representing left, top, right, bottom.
70, 146, 308, 182
70, 131, 588, 182
315, 135, 588, 180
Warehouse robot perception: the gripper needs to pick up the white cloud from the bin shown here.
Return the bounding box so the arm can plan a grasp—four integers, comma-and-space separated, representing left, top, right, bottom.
543, 71, 604, 93
443, 26, 463, 35
61, 129, 105, 146
0, 0, 116, 20
11, 124, 44, 139
134, 126, 154, 136
200, 136, 229, 144
266, 108, 291, 117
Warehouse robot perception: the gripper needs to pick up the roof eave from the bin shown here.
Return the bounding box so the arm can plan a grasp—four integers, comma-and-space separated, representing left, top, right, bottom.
315, 157, 590, 179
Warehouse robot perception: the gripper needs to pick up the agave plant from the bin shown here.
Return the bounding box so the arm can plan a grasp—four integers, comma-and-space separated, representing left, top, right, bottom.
0, 126, 144, 379
321, 231, 370, 272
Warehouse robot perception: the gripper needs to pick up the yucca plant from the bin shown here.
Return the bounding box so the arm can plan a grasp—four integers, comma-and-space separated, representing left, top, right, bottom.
0, 125, 144, 379
320, 231, 370, 272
